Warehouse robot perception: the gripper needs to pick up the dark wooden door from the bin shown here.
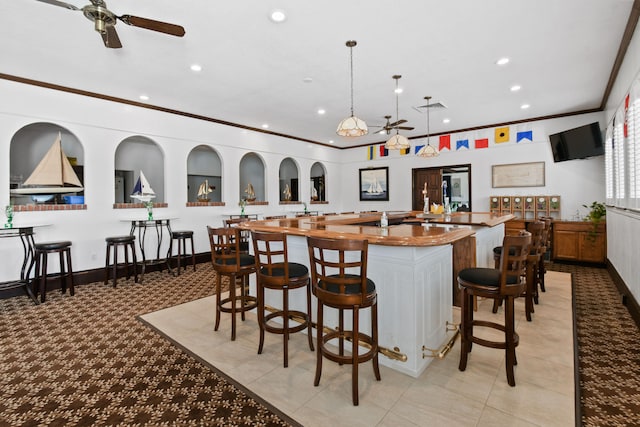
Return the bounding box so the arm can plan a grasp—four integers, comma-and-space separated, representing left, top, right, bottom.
412, 169, 442, 211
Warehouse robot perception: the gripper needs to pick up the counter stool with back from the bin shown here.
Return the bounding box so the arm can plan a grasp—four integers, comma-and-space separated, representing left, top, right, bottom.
207, 226, 258, 341
306, 236, 381, 406
251, 230, 314, 367
458, 232, 531, 386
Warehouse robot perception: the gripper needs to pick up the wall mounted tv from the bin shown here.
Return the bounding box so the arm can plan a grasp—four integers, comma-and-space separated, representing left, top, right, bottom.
548, 122, 604, 162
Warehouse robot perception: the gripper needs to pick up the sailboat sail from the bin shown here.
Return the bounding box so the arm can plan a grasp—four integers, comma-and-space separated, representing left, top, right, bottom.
11, 132, 83, 194
366, 177, 383, 194
197, 179, 213, 201
130, 171, 156, 202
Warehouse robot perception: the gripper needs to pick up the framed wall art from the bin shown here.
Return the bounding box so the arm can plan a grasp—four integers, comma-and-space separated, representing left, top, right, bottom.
359, 167, 389, 201
492, 162, 545, 188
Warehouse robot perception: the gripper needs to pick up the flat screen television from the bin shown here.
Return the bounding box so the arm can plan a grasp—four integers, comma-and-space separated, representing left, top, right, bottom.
548, 122, 604, 162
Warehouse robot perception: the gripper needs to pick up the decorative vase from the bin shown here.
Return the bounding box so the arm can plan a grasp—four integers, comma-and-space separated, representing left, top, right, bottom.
146, 203, 153, 220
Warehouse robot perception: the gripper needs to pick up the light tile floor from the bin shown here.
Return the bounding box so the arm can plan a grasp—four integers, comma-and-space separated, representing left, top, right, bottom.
141, 271, 574, 427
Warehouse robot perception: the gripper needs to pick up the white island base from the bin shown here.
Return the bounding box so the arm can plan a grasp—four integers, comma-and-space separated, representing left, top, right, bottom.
258, 234, 455, 378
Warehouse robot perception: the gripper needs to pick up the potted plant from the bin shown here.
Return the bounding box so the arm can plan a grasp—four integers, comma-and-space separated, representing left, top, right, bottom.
583, 201, 606, 241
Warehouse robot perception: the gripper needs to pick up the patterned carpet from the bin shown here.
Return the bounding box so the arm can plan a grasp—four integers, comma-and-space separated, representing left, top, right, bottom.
1, 261, 639, 426
0, 263, 299, 427
550, 263, 640, 427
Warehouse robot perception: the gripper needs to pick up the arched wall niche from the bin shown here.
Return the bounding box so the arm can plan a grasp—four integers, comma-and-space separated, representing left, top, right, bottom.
310, 161, 327, 202
186, 145, 223, 204
239, 152, 265, 203
9, 122, 85, 208
279, 157, 299, 202
114, 136, 165, 204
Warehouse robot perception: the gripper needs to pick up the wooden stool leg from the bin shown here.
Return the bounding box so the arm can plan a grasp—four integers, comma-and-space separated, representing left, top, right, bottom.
314, 301, 324, 387
190, 236, 196, 271
104, 243, 111, 285
40, 253, 48, 303
175, 238, 182, 275
131, 242, 138, 283
124, 243, 131, 280
112, 244, 119, 288
65, 248, 74, 296
305, 282, 314, 351
257, 281, 265, 355
352, 305, 360, 406
505, 296, 517, 386
59, 250, 67, 294
372, 303, 381, 381
283, 288, 289, 368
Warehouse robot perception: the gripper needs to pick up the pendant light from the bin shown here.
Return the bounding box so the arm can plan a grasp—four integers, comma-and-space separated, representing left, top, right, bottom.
416, 96, 439, 157
336, 40, 368, 137
385, 75, 410, 150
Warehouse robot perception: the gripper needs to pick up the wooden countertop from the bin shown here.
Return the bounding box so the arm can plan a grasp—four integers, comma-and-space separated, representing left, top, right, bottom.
416, 211, 514, 227
239, 212, 476, 247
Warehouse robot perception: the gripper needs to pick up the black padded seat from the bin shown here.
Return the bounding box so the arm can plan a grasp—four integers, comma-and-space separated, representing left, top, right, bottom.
104, 235, 138, 288
34, 241, 74, 303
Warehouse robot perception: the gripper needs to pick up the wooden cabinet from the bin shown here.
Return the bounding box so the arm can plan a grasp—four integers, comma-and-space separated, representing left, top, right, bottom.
552, 221, 606, 264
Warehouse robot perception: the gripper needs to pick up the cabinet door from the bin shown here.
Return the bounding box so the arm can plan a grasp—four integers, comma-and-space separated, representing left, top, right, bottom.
553, 230, 580, 260
579, 232, 606, 263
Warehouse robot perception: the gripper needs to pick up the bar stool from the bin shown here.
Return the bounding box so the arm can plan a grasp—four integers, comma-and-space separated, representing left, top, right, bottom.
33, 241, 74, 303
207, 226, 258, 341
224, 218, 252, 253
167, 230, 196, 275
458, 232, 531, 386
251, 230, 314, 367
306, 236, 381, 406
492, 221, 545, 321
104, 235, 138, 287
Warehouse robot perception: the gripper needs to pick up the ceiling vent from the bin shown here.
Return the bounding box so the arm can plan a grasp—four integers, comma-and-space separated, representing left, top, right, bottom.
412, 101, 447, 113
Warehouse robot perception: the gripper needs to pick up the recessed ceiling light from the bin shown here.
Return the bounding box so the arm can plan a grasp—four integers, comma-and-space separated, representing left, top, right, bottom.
521, 104, 530, 109
190, 64, 202, 72
303, 77, 313, 83
394, 88, 403, 94
317, 109, 326, 115
510, 85, 521, 92
262, 124, 269, 129
139, 95, 149, 101
270, 9, 286, 23
442, 118, 450, 124
496, 57, 510, 66
329, 140, 334, 144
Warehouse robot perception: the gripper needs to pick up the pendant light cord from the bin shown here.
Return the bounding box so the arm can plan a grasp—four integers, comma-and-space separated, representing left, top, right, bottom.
349, 44, 354, 117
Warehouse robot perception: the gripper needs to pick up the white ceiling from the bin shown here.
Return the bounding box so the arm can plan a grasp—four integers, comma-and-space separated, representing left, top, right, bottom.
0, 0, 635, 148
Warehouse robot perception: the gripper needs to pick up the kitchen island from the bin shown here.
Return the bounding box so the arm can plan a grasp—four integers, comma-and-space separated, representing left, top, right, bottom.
240, 211, 511, 377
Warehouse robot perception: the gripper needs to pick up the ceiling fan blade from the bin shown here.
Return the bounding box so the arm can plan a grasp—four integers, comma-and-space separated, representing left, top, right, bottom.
35, 0, 80, 10
101, 25, 122, 48
397, 126, 415, 131
388, 119, 407, 127
117, 15, 185, 37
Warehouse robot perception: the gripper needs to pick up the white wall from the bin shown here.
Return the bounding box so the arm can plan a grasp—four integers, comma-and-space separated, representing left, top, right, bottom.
0, 76, 614, 285
604, 19, 640, 302
340, 112, 606, 217
0, 80, 342, 281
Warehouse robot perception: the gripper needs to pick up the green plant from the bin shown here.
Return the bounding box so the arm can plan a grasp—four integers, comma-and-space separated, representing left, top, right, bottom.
583, 201, 606, 241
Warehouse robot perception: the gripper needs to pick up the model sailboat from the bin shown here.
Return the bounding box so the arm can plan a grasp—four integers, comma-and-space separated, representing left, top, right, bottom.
11, 132, 83, 195
244, 183, 256, 201
130, 171, 156, 203
197, 179, 213, 202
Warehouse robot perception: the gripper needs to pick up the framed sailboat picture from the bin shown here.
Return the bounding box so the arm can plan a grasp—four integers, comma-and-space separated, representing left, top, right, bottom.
359, 167, 389, 201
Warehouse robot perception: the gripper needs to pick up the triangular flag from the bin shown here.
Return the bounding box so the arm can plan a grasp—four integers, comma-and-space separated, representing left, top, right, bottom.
516, 130, 533, 142
379, 145, 389, 157
439, 135, 451, 151
400, 147, 410, 155
495, 127, 510, 143
475, 138, 489, 149
414, 145, 425, 154
456, 139, 469, 150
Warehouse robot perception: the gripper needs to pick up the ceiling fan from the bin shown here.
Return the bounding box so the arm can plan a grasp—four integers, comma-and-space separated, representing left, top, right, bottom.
374, 115, 415, 135
36, 0, 185, 49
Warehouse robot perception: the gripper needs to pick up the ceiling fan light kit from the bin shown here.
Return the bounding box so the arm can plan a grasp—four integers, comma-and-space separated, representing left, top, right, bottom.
417, 95, 439, 157
337, 40, 368, 137
385, 75, 411, 150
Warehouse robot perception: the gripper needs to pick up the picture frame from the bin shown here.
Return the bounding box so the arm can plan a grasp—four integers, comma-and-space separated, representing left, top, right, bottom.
359, 167, 389, 201
492, 162, 545, 188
